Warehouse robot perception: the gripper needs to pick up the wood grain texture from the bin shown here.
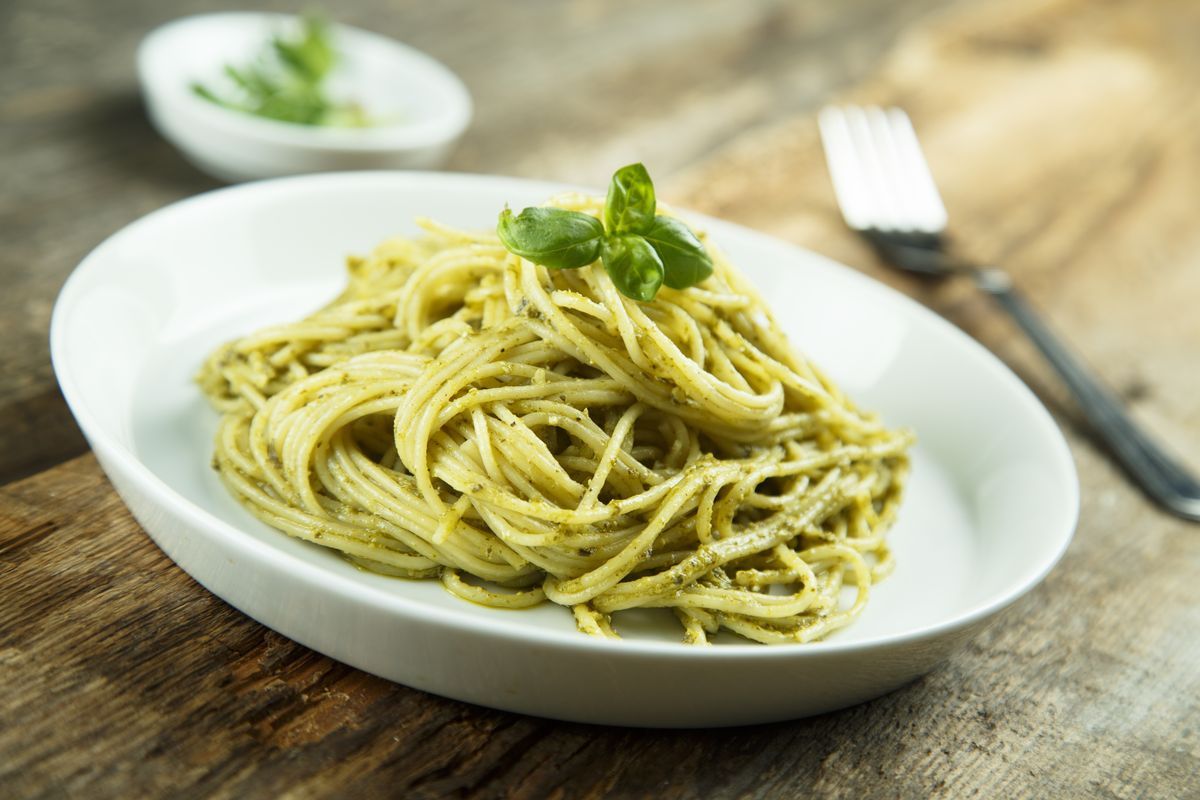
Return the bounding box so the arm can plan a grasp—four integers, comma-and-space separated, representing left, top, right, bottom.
3, 0, 1199, 797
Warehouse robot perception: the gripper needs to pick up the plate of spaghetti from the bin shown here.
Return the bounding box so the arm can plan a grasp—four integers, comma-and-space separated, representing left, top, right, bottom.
51, 169, 1077, 726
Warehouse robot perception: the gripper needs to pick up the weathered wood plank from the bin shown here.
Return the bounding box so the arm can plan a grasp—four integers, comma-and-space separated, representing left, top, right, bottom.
0, 386, 88, 489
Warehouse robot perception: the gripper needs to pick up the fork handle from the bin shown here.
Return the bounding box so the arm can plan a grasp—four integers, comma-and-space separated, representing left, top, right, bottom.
971, 267, 1200, 521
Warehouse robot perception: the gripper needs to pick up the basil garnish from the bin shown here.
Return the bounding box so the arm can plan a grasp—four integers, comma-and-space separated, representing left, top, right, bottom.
496, 163, 714, 301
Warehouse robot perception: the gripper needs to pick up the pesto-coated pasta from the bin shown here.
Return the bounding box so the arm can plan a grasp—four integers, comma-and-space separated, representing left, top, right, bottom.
198, 193, 911, 644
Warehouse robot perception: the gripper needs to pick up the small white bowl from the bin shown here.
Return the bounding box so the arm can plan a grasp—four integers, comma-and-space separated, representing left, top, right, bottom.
138, 13, 472, 182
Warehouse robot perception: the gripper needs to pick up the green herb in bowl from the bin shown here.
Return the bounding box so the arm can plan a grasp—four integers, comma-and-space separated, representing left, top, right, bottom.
192, 14, 368, 128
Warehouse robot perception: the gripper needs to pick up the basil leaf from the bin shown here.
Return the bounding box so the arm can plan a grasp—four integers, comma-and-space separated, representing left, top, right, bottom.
643, 215, 713, 290
604, 163, 657, 235
497, 207, 605, 269
601, 235, 664, 302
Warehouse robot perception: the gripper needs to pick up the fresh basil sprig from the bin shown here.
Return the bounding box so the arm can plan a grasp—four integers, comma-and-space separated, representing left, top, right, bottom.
496, 163, 714, 301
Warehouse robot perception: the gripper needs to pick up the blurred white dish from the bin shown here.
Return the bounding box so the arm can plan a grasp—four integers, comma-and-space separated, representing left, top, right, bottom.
51, 172, 1078, 727
137, 13, 472, 182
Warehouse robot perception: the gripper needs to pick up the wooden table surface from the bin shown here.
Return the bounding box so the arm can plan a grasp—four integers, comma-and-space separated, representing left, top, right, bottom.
3, 0, 1198, 797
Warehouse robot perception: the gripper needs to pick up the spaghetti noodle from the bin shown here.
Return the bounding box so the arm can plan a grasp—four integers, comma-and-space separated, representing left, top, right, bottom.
198, 193, 912, 644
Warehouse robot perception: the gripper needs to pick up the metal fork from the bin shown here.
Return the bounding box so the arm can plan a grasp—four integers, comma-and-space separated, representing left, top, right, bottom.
818, 104, 1200, 522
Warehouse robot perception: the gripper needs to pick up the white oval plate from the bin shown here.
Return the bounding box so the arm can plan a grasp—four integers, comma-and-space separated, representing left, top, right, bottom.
51, 172, 1078, 727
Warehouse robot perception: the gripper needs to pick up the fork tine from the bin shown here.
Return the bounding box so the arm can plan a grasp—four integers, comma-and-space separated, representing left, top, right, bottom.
883, 107, 949, 233
819, 104, 950, 235
863, 105, 913, 231
842, 105, 905, 232
817, 106, 874, 231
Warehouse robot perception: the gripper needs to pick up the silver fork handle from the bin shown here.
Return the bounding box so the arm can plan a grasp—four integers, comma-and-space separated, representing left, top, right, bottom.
971, 267, 1200, 520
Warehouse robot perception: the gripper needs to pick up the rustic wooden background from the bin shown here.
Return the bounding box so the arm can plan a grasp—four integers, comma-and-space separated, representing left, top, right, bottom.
2, 0, 1198, 797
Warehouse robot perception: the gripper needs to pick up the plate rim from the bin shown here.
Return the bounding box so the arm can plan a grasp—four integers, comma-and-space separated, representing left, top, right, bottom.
50, 170, 1080, 660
